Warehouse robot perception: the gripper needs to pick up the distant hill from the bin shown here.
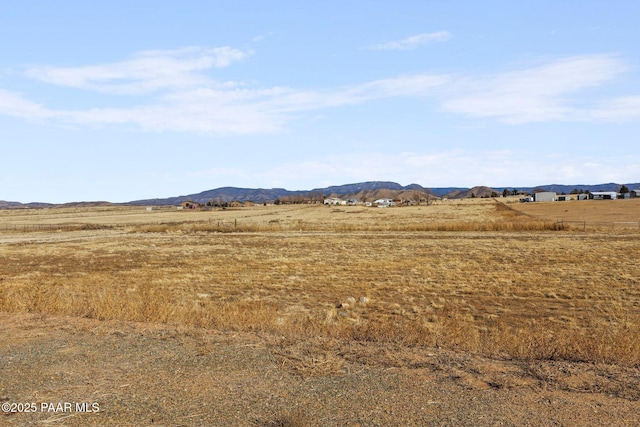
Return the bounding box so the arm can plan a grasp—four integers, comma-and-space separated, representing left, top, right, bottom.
129, 182, 433, 205
0, 201, 55, 209
2, 181, 640, 208
127, 181, 640, 205
445, 186, 497, 199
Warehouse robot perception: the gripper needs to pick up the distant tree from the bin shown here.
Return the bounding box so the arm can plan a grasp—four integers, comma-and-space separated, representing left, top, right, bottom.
412, 190, 421, 205
308, 190, 323, 204
470, 193, 476, 198
620, 185, 630, 193
511, 188, 518, 196
491, 191, 499, 198
502, 189, 509, 198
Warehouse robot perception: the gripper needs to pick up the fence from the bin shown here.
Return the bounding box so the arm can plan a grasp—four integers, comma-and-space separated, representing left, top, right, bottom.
0, 223, 112, 232
556, 220, 640, 230
3, 219, 640, 234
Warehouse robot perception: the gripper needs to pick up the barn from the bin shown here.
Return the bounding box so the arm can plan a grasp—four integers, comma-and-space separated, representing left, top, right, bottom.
589, 192, 618, 200
534, 192, 556, 202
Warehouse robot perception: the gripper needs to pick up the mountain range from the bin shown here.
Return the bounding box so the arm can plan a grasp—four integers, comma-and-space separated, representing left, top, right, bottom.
1, 181, 639, 208
127, 181, 640, 206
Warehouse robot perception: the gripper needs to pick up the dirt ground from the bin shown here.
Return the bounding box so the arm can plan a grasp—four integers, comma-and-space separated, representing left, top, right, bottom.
1, 313, 639, 426
2, 202, 640, 426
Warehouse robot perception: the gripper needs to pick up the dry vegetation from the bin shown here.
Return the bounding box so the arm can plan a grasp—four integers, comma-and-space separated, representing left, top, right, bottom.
505, 197, 640, 229
1, 198, 639, 370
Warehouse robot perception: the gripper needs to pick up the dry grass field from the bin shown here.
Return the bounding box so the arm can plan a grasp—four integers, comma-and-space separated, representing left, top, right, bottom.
1, 198, 640, 425
505, 197, 640, 228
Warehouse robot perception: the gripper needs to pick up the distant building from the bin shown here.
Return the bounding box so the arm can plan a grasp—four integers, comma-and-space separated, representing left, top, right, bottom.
534, 192, 556, 202
181, 201, 199, 209
324, 197, 344, 205
372, 198, 396, 207
557, 195, 571, 201
589, 191, 618, 200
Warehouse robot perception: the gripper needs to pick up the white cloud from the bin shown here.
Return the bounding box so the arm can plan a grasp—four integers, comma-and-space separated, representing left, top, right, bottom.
265, 74, 450, 113
25, 47, 250, 94
0, 70, 449, 135
590, 96, 640, 122
2, 50, 640, 135
0, 89, 57, 119
368, 31, 452, 51
441, 54, 628, 124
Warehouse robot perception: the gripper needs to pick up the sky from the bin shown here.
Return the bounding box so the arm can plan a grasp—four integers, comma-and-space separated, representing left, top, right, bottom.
1, 1, 639, 203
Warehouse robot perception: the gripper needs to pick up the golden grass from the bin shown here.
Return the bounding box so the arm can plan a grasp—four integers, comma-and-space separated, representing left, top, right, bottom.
1, 200, 639, 366
508, 197, 640, 223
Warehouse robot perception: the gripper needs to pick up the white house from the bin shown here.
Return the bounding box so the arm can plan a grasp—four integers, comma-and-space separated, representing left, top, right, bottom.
373, 198, 396, 207
324, 197, 344, 205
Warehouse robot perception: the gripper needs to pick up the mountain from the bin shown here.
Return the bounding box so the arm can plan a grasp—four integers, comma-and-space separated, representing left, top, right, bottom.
3, 181, 640, 208
129, 187, 307, 206
0, 201, 55, 209
128, 180, 640, 205
445, 186, 497, 199
129, 181, 433, 205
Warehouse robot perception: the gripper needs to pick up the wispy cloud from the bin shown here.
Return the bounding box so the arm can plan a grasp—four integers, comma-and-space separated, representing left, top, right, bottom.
25, 47, 250, 95
590, 95, 640, 122
441, 54, 627, 123
368, 31, 451, 51
1, 49, 639, 135
0, 89, 57, 119
1, 53, 451, 135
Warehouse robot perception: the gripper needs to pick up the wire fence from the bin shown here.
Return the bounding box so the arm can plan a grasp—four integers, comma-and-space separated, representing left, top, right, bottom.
0, 223, 112, 232
2, 219, 640, 233
556, 220, 640, 230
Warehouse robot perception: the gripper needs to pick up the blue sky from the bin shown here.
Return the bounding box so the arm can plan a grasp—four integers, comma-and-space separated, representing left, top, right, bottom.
1, 1, 639, 203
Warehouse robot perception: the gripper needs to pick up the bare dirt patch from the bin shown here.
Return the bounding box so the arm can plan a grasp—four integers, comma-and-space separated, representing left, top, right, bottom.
1, 313, 639, 426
